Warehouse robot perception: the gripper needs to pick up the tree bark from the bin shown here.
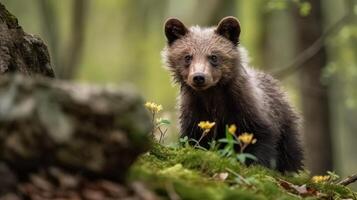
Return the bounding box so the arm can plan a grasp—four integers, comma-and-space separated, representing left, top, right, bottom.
294, 0, 333, 174
0, 3, 55, 78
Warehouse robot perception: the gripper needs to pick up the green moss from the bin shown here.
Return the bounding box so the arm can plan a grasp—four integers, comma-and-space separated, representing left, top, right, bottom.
0, 3, 19, 28
313, 183, 355, 199
129, 144, 356, 200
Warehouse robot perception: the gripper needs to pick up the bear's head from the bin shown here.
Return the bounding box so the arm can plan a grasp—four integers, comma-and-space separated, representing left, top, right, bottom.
162, 17, 243, 91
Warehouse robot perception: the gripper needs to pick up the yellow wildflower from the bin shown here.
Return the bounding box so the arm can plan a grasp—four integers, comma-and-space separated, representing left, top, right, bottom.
238, 133, 257, 144
145, 101, 163, 113
157, 105, 163, 112
144, 102, 153, 108
311, 175, 330, 183
198, 121, 216, 134
228, 124, 237, 135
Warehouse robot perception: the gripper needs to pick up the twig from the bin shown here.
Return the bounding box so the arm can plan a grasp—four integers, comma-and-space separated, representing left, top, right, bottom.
337, 173, 357, 186
158, 127, 167, 143
225, 167, 251, 186
271, 13, 353, 79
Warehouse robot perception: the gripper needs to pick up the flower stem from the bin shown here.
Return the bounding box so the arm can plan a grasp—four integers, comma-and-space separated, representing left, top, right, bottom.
194, 131, 207, 148
158, 126, 167, 144
151, 112, 156, 137
240, 143, 248, 154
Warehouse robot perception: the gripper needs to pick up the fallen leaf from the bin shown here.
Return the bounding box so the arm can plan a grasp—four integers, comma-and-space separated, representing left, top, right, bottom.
278, 179, 319, 197
213, 172, 229, 181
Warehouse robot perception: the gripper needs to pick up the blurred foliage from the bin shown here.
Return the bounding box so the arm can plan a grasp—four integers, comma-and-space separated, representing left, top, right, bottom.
266, 0, 311, 16
2, 0, 357, 188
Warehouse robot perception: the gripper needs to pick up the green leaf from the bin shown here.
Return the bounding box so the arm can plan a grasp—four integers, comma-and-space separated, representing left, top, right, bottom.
218, 139, 239, 145
196, 146, 208, 151
179, 136, 188, 145
327, 171, 340, 181
218, 138, 229, 143
179, 136, 188, 143
158, 119, 171, 125
208, 140, 221, 151
218, 147, 234, 158
179, 136, 190, 148
237, 154, 246, 164
242, 153, 258, 161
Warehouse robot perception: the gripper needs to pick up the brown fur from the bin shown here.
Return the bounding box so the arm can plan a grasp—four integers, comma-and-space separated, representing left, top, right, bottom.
162, 17, 303, 172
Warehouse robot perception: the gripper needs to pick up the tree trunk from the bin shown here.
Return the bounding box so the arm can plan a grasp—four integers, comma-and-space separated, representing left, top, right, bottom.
0, 3, 55, 78
37, 0, 88, 79
58, 0, 88, 79
294, 0, 333, 174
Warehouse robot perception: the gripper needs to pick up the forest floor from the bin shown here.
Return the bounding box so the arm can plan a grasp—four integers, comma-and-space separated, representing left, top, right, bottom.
1, 2, 356, 199
130, 143, 357, 200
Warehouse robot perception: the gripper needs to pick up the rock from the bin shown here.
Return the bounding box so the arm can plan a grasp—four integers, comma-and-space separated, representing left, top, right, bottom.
0, 166, 159, 200
0, 75, 152, 181
0, 3, 156, 199
0, 162, 17, 194
0, 3, 55, 77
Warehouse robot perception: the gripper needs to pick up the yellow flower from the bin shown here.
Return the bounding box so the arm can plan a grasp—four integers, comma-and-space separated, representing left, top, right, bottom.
228, 124, 237, 135
145, 101, 163, 113
144, 102, 153, 108
311, 175, 330, 183
238, 133, 257, 144
157, 105, 163, 112
198, 121, 216, 134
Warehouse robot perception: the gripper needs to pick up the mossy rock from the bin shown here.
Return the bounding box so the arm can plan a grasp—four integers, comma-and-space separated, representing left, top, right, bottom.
0, 2, 55, 77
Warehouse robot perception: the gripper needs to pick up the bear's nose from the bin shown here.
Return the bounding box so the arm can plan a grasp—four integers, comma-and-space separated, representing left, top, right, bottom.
193, 73, 206, 85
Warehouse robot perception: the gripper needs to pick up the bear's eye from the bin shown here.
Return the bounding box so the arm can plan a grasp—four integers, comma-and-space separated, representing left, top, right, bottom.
208, 55, 219, 66
184, 55, 193, 65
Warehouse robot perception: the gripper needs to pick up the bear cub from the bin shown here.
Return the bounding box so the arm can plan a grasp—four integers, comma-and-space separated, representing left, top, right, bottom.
162, 16, 303, 172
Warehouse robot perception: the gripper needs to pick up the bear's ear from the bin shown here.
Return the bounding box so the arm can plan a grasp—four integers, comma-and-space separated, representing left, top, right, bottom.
164, 18, 188, 45
215, 17, 241, 46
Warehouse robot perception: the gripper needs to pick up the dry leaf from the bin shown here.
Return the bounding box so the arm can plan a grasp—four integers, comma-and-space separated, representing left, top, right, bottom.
278, 179, 319, 197
213, 172, 229, 181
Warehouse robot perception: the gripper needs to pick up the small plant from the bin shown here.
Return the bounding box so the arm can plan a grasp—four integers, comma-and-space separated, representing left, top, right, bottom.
191, 122, 257, 165
311, 175, 331, 183
144, 101, 170, 143
226, 167, 255, 186
310, 171, 340, 184
218, 124, 257, 164
194, 121, 216, 149
326, 171, 340, 182
179, 136, 190, 147
217, 125, 238, 158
